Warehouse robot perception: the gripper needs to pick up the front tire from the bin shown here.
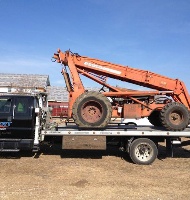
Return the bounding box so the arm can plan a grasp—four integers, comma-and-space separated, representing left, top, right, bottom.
72, 91, 112, 128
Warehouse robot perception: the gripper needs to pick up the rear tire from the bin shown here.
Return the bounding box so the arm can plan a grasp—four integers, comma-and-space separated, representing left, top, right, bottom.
148, 110, 162, 127
129, 138, 158, 165
160, 102, 189, 131
72, 91, 112, 128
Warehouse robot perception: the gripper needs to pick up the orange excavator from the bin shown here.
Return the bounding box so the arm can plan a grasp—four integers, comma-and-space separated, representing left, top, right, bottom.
53, 49, 190, 131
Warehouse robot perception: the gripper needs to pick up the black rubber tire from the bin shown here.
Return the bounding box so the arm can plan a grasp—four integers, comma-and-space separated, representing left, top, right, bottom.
72, 91, 112, 128
148, 110, 162, 127
160, 102, 189, 131
129, 138, 158, 165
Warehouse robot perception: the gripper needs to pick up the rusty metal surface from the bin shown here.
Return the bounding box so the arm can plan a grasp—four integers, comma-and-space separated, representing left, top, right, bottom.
123, 104, 142, 118
81, 101, 103, 123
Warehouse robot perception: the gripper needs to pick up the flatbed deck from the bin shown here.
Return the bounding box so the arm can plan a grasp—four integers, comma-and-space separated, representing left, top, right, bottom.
42, 125, 190, 137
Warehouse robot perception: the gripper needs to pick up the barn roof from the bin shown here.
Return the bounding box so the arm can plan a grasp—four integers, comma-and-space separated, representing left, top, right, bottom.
0, 73, 50, 88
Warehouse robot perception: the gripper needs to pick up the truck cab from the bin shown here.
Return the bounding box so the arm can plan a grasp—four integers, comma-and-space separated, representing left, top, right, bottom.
0, 95, 39, 151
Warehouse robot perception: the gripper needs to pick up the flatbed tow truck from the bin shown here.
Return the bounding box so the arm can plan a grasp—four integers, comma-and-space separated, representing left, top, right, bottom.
1, 48, 190, 165
0, 92, 189, 165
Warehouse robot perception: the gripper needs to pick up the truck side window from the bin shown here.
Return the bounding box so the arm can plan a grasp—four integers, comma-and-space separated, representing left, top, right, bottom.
15, 98, 28, 113
0, 98, 11, 113
17, 102, 24, 112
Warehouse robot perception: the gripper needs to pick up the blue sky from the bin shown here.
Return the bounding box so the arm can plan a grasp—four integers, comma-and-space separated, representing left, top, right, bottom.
0, 0, 190, 90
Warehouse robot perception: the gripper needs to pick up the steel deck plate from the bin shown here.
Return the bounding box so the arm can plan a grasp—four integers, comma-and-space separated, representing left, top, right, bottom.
42, 125, 190, 137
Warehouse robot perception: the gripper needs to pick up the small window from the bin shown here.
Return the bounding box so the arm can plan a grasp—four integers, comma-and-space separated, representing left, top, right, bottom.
0, 98, 11, 113
15, 98, 28, 113
34, 98, 39, 108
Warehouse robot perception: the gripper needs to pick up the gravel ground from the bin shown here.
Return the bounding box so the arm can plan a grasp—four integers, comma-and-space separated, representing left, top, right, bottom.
0, 139, 190, 200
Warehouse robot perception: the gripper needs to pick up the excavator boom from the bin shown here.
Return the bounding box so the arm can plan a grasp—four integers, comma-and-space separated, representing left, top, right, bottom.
54, 49, 190, 108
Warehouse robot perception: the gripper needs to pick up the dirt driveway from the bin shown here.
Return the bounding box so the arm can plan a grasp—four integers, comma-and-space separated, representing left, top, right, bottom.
0, 141, 190, 200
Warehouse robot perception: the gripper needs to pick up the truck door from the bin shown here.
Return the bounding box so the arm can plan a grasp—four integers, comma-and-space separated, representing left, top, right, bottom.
0, 96, 35, 139
13, 96, 36, 139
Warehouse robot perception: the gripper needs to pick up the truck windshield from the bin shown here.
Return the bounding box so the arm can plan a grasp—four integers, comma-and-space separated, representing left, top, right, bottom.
0, 98, 11, 113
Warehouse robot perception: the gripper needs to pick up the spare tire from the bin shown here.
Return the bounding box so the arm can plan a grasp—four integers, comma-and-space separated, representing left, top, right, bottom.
160, 102, 189, 131
72, 91, 112, 128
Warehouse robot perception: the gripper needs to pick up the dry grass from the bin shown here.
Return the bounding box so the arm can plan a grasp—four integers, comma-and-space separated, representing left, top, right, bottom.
0, 139, 190, 200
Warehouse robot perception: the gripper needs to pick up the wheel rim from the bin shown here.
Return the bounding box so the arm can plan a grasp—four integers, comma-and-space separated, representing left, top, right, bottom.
81, 100, 103, 123
135, 143, 153, 162
169, 111, 183, 125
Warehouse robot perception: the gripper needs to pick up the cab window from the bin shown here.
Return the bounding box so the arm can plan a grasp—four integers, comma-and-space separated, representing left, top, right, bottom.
15, 98, 29, 113
0, 98, 11, 113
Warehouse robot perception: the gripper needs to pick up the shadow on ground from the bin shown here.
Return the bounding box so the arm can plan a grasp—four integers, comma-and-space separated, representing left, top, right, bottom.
0, 143, 190, 164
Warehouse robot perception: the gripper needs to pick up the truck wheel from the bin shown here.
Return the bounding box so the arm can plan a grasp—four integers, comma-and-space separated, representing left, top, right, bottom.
148, 110, 162, 127
160, 102, 189, 131
72, 91, 112, 128
129, 138, 158, 165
